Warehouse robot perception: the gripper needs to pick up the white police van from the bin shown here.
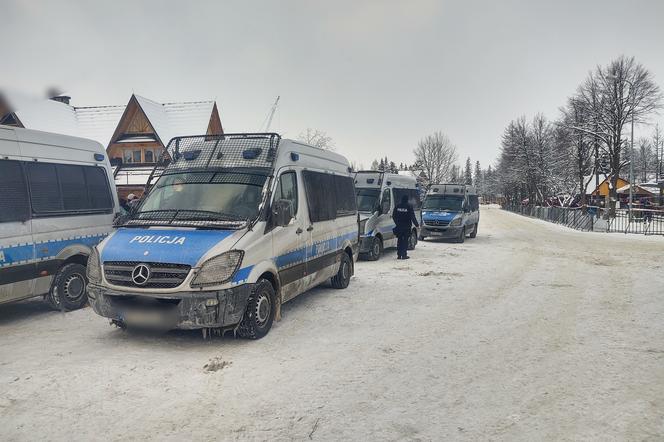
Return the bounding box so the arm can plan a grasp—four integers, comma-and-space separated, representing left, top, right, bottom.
87, 133, 359, 339
0, 125, 119, 310
420, 183, 480, 243
354, 171, 421, 260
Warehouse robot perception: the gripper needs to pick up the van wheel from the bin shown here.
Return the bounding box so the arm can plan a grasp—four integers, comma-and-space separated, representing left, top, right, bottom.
469, 223, 478, 238
366, 237, 382, 261
46, 263, 88, 311
456, 227, 466, 244
407, 230, 418, 250
331, 253, 352, 289
237, 279, 276, 340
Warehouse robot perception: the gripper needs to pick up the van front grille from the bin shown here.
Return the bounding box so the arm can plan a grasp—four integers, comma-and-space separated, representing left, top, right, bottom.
424, 219, 450, 227
103, 261, 191, 289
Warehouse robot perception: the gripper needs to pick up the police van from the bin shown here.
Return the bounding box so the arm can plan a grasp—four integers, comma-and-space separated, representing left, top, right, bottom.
87, 133, 359, 339
0, 125, 119, 310
420, 183, 480, 243
354, 171, 420, 260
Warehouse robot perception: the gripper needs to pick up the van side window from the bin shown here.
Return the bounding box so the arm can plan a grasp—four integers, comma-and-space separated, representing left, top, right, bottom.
274, 172, 298, 215
26, 162, 113, 216
334, 175, 357, 217
380, 188, 391, 214
84, 166, 113, 210
469, 195, 479, 211
302, 171, 336, 222
27, 162, 64, 213
0, 160, 30, 223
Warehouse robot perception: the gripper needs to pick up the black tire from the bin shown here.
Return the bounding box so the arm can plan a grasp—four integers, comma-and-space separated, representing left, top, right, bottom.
456, 226, 466, 244
237, 279, 276, 340
469, 223, 478, 238
46, 263, 88, 311
407, 229, 418, 250
366, 236, 382, 261
331, 252, 352, 289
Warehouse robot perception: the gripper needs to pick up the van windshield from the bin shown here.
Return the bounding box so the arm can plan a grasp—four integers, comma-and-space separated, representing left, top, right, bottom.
422, 195, 464, 211
356, 188, 380, 212
135, 172, 266, 224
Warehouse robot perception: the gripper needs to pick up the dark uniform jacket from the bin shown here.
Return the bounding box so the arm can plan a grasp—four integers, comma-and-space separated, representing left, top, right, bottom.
392, 201, 419, 235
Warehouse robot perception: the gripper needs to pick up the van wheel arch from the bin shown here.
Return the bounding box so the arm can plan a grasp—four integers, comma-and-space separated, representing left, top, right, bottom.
257, 271, 281, 321
343, 246, 354, 276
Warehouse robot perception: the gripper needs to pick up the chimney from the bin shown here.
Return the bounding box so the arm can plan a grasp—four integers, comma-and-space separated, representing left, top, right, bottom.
50, 95, 71, 105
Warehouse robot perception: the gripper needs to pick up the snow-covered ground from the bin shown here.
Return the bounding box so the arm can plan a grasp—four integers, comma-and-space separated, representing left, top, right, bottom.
1, 206, 663, 441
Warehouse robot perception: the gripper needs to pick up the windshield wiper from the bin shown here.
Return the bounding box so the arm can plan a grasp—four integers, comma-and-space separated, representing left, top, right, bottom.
122, 209, 249, 228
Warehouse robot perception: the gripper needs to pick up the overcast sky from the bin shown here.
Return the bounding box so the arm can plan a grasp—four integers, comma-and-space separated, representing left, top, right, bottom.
2, 0, 664, 169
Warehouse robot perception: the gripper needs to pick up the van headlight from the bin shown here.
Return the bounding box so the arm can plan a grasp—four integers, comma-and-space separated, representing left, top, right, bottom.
450, 217, 462, 227
191, 250, 244, 288
87, 248, 102, 284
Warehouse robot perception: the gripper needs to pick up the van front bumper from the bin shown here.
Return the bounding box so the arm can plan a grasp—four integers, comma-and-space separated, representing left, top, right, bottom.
87, 283, 253, 330
420, 225, 462, 239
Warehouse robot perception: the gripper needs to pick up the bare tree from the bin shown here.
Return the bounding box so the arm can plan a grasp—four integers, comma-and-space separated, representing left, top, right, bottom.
561, 98, 595, 205
297, 128, 335, 150
567, 56, 663, 213
413, 131, 458, 185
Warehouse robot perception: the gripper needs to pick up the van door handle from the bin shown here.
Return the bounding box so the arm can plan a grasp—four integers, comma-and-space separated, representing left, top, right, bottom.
306, 226, 314, 232
295, 227, 303, 235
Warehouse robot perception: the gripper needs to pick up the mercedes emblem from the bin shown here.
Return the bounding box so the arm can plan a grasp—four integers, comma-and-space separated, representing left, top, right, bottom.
131, 263, 151, 286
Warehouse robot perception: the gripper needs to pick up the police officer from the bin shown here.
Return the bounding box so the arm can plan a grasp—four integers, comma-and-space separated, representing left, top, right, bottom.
392, 194, 419, 260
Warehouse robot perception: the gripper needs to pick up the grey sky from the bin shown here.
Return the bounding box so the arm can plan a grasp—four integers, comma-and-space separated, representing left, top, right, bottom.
2, 0, 663, 169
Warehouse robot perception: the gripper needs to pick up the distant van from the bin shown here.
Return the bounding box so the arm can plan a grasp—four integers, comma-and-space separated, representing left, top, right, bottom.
0, 126, 119, 309
88, 133, 359, 339
420, 183, 480, 243
354, 171, 421, 260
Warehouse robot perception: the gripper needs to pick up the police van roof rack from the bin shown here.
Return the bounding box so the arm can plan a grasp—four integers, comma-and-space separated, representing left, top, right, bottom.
143, 133, 281, 195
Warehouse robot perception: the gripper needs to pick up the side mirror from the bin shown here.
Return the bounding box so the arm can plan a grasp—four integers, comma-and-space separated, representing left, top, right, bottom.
273, 199, 294, 227
381, 201, 390, 214
373, 204, 381, 215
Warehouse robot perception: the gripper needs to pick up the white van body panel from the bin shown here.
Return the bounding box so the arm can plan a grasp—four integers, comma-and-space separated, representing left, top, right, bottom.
0, 125, 119, 305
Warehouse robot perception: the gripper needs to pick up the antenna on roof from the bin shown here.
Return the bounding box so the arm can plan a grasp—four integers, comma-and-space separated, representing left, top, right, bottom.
260, 96, 280, 132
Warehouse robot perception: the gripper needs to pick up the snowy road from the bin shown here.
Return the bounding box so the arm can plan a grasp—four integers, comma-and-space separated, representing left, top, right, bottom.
1, 206, 663, 441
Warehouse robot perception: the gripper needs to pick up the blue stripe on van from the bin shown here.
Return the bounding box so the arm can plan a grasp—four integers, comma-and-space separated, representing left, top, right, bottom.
274, 231, 357, 270
0, 234, 107, 268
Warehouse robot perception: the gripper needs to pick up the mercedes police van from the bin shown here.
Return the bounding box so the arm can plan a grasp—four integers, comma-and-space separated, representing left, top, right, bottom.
0, 125, 119, 310
87, 133, 359, 339
420, 183, 479, 243
354, 171, 421, 260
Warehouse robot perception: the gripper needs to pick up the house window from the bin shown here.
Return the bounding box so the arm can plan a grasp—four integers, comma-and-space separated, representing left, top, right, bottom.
145, 150, 154, 163
123, 149, 142, 163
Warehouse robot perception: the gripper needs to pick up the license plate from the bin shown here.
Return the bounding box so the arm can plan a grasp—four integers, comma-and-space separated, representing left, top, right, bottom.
122, 310, 169, 328
430, 231, 444, 236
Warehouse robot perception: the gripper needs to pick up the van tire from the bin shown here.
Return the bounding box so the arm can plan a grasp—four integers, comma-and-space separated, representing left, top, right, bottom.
331, 253, 352, 289
46, 263, 88, 311
456, 227, 466, 244
237, 279, 276, 340
469, 223, 478, 238
366, 237, 382, 261
407, 229, 418, 250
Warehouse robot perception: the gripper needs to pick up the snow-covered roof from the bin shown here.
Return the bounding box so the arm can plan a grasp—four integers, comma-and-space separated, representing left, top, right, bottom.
2, 91, 217, 149
134, 95, 214, 148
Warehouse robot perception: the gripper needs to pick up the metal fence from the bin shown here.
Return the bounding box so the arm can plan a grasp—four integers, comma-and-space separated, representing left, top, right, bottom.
503, 204, 664, 236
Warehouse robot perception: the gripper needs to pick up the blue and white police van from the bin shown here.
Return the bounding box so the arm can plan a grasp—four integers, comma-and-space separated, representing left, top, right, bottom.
420, 183, 480, 243
354, 171, 421, 260
87, 133, 359, 339
0, 125, 119, 310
